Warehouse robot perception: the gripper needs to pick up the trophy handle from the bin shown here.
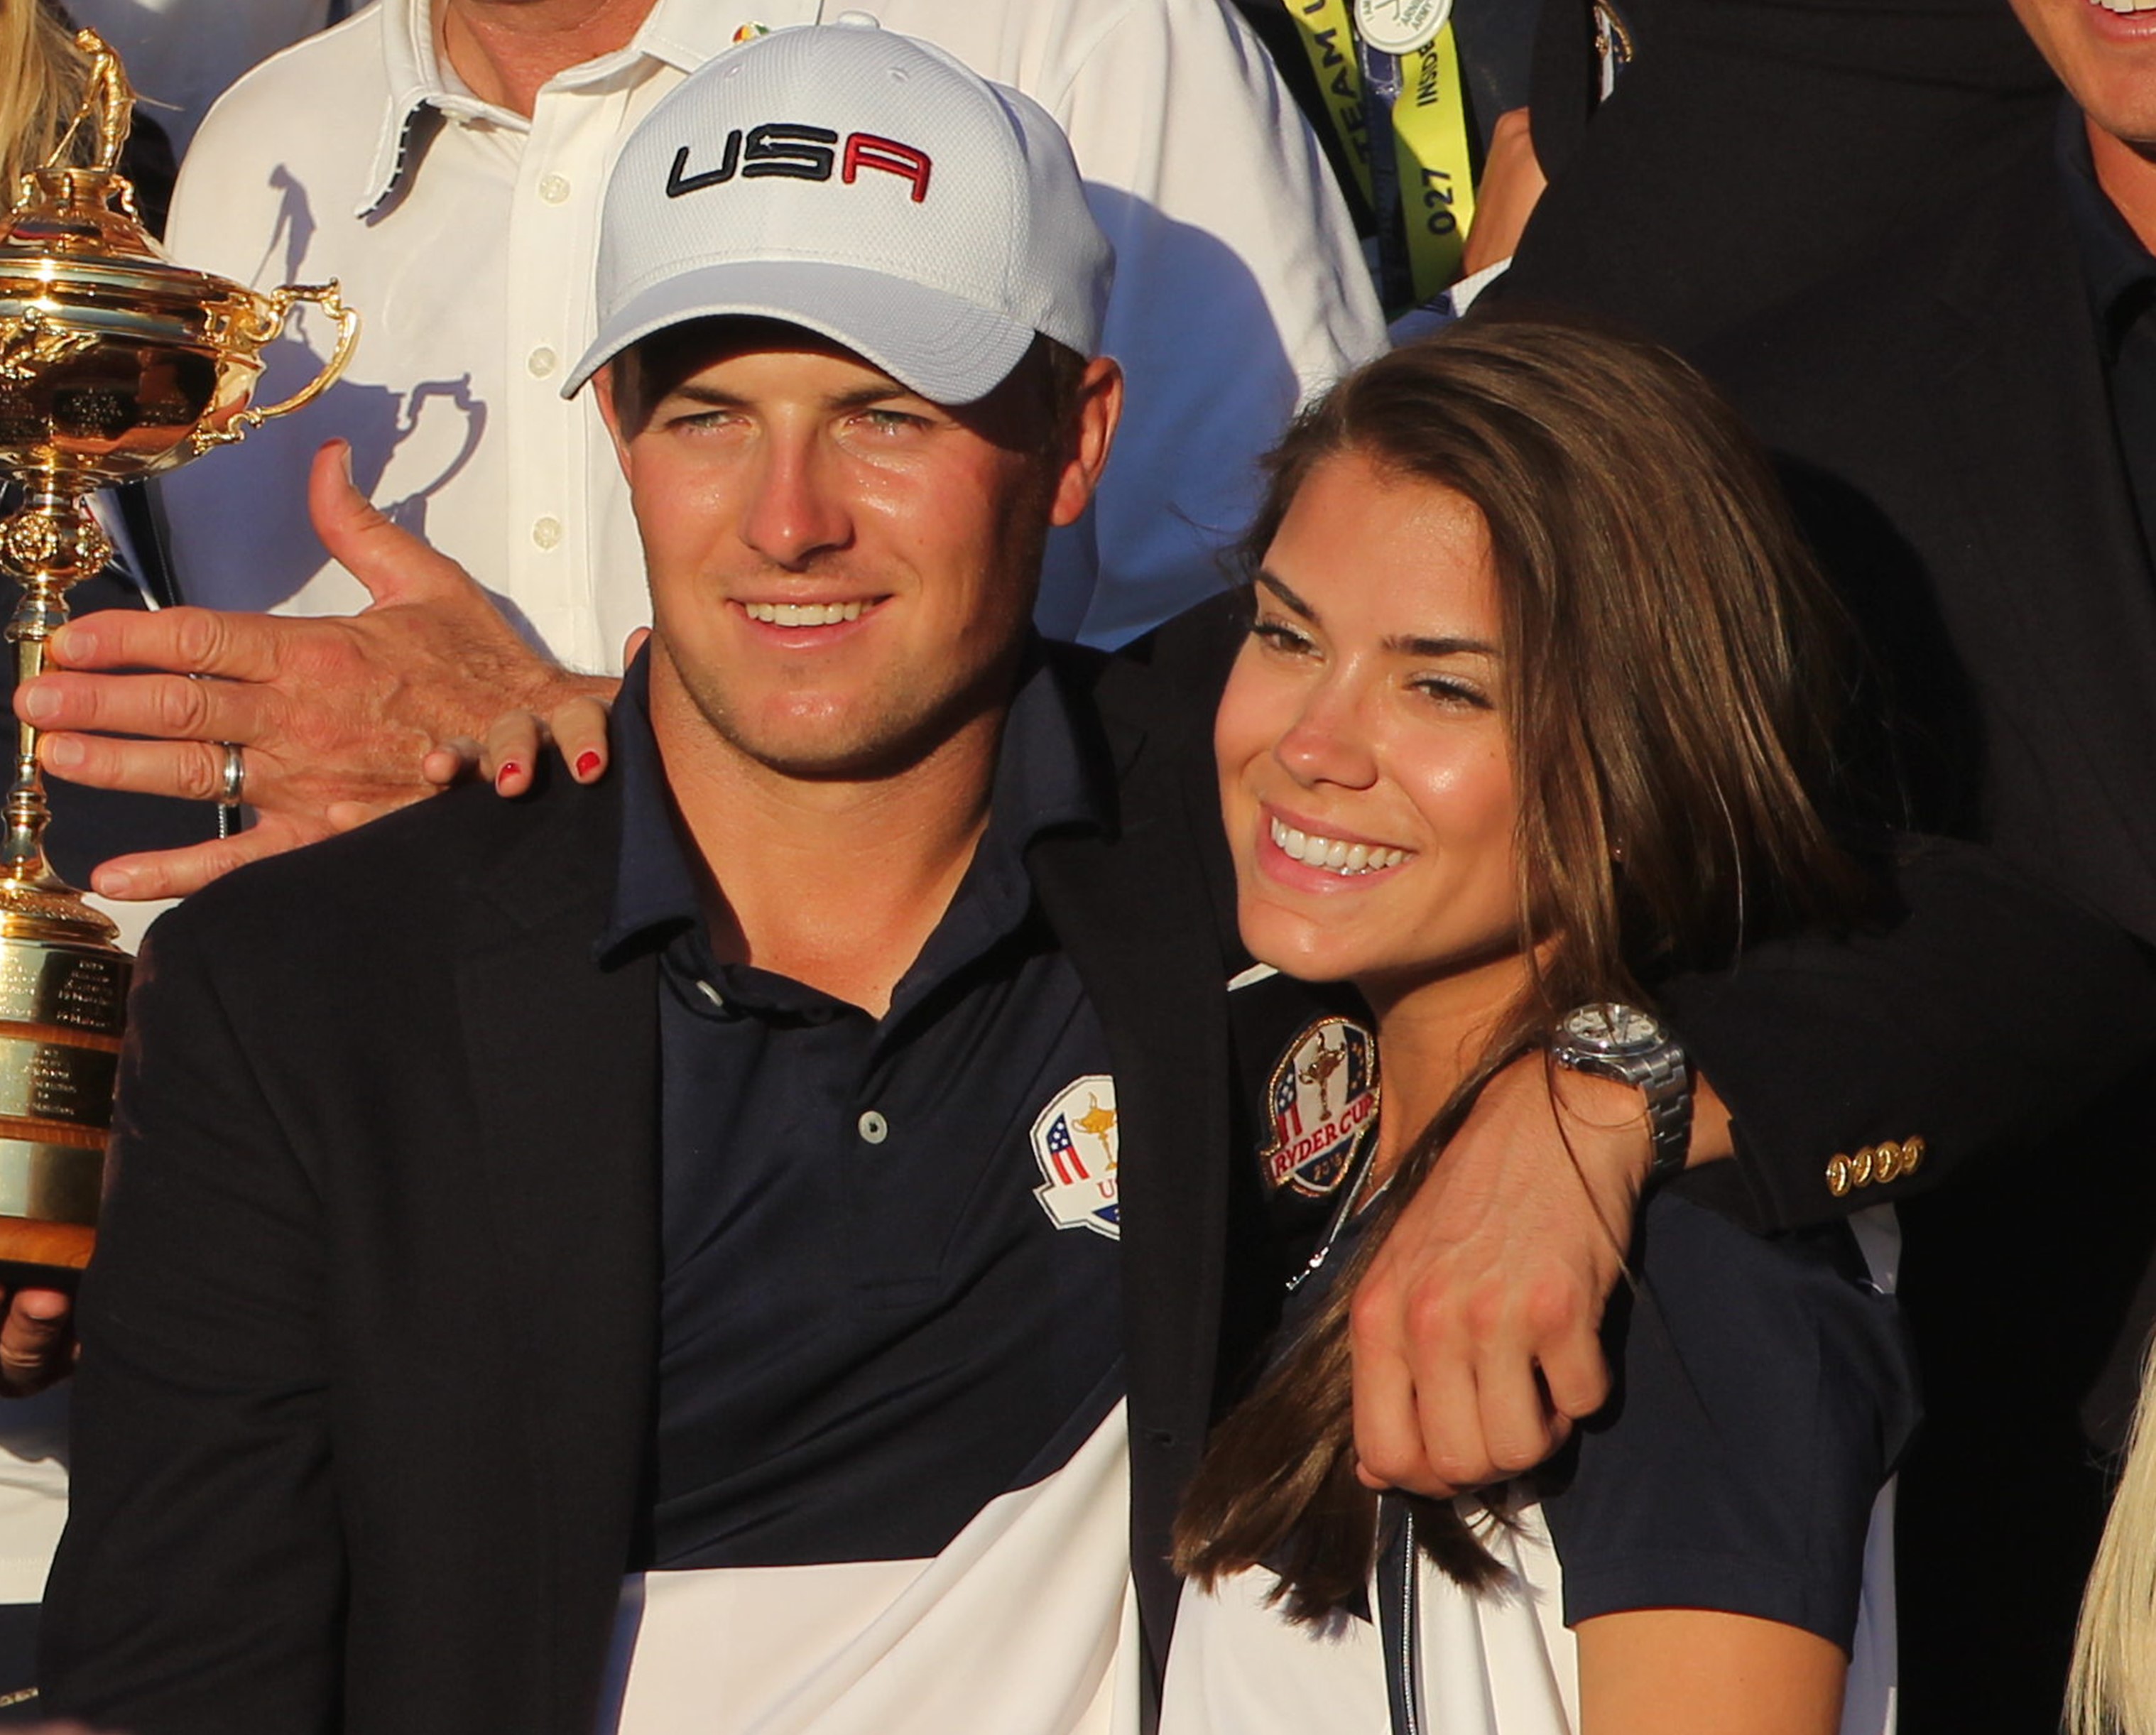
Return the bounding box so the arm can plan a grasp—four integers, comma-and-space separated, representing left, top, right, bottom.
191, 282, 361, 454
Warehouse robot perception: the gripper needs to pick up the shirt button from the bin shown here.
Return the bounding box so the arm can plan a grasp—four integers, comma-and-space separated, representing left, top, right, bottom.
531, 515, 562, 550
539, 173, 571, 204
857, 1110, 889, 1145
695, 979, 724, 1009
527, 345, 558, 378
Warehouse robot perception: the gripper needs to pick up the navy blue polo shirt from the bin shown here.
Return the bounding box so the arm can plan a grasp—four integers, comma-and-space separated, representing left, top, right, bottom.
599, 653, 1124, 1572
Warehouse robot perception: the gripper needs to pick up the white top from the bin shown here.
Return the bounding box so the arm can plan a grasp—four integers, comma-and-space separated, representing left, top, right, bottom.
1162, 1499, 1578, 1735
596, 1402, 1141, 1735
1160, 1209, 1907, 1735
1160, 1484, 1899, 1735
158, 0, 1385, 658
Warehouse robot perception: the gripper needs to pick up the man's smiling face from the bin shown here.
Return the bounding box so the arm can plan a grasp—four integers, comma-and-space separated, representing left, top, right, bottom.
600, 320, 1099, 783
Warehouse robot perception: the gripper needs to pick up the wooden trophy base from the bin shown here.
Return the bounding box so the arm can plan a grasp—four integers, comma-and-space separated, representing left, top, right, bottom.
0, 1215, 93, 1275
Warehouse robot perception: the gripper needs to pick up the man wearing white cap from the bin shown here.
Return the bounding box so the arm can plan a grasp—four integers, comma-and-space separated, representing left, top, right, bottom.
12, 0, 1381, 907
36, 26, 1325, 1732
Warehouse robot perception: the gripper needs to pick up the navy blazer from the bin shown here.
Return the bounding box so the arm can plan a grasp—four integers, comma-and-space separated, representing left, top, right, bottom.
1711, 129, 2156, 1734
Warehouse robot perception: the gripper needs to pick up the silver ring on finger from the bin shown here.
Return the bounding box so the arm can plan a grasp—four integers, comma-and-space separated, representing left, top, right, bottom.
217, 741, 246, 808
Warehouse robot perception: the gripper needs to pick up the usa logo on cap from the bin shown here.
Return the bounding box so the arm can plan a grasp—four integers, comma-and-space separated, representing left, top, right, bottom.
663, 124, 933, 204
1030, 1075, 1120, 1241
565, 21, 1114, 408
1261, 1018, 1378, 1197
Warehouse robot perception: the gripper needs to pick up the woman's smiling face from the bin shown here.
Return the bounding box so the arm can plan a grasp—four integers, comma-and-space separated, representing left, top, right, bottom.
1214, 451, 1526, 1008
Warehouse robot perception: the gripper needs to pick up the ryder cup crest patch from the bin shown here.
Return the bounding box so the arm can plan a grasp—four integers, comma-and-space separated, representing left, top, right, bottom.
1030, 1075, 1121, 1241
1261, 1018, 1378, 1197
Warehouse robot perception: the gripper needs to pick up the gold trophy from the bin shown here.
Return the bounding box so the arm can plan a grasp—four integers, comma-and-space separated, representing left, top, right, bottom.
0, 31, 357, 1271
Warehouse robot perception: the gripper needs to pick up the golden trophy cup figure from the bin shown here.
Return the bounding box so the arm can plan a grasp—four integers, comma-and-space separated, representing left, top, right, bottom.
0, 30, 357, 1271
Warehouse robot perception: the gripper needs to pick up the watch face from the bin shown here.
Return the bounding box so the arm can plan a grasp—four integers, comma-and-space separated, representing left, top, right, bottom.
1561, 1002, 1663, 1055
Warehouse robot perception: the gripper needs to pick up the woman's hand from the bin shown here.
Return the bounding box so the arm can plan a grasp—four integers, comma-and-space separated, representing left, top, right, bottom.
19, 442, 616, 898
426, 629, 641, 794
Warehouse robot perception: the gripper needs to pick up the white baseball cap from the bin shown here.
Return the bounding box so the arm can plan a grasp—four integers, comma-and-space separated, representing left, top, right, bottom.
564, 18, 1115, 404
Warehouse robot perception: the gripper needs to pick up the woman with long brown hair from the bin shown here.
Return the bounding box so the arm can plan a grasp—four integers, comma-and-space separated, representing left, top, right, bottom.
1161, 317, 1914, 1734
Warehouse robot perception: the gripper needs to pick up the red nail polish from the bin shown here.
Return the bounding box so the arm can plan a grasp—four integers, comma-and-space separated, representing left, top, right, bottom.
575, 750, 601, 780
496, 762, 522, 791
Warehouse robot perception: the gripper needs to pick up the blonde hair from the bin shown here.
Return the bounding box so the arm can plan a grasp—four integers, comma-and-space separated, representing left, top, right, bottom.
2071, 1339, 2156, 1734
0, 4, 89, 199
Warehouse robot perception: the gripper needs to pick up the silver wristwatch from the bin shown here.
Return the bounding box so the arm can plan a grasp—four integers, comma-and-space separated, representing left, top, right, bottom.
1550, 1002, 1692, 1187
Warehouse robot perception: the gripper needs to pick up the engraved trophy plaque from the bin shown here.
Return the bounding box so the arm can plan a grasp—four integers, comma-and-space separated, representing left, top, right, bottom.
0, 31, 357, 1270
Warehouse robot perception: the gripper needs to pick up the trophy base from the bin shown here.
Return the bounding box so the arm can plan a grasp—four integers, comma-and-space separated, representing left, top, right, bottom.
0, 1217, 94, 1273
0, 874, 129, 1273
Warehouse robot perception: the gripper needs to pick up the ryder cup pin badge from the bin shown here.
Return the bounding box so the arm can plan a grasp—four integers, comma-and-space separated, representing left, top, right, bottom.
1031, 1075, 1121, 1240
1355, 0, 1451, 55
1261, 1018, 1379, 1197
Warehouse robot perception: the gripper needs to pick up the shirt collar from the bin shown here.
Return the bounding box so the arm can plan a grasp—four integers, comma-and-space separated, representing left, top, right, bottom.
599, 641, 1111, 966
599, 653, 699, 960
2060, 98, 2156, 359
359, 0, 775, 217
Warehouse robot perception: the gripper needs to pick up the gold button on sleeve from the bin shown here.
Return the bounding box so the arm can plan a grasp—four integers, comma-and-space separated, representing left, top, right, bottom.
1901, 1136, 1926, 1175
1851, 1145, 1875, 1187
1827, 1153, 1851, 1197
1874, 1139, 1902, 1183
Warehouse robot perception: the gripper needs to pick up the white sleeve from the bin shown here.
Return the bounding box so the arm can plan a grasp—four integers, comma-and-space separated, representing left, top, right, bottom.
1038, 0, 1385, 648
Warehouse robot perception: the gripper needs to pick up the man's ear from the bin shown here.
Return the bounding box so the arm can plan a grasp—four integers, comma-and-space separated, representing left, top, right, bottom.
1049, 356, 1124, 530
593, 359, 637, 481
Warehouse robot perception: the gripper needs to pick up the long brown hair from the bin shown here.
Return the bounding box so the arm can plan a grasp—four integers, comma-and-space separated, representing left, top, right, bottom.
1175, 313, 1875, 1616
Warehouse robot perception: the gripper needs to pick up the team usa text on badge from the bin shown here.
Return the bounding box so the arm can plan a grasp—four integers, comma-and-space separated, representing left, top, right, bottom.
1030, 1075, 1121, 1241
665, 126, 935, 203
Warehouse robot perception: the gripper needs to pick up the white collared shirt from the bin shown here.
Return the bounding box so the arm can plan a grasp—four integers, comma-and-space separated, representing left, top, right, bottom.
159, 0, 1384, 660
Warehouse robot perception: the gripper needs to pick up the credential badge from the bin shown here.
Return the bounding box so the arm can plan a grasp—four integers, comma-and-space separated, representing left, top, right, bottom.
1261, 1017, 1378, 1198
1354, 0, 1452, 56
1031, 1074, 1120, 1241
